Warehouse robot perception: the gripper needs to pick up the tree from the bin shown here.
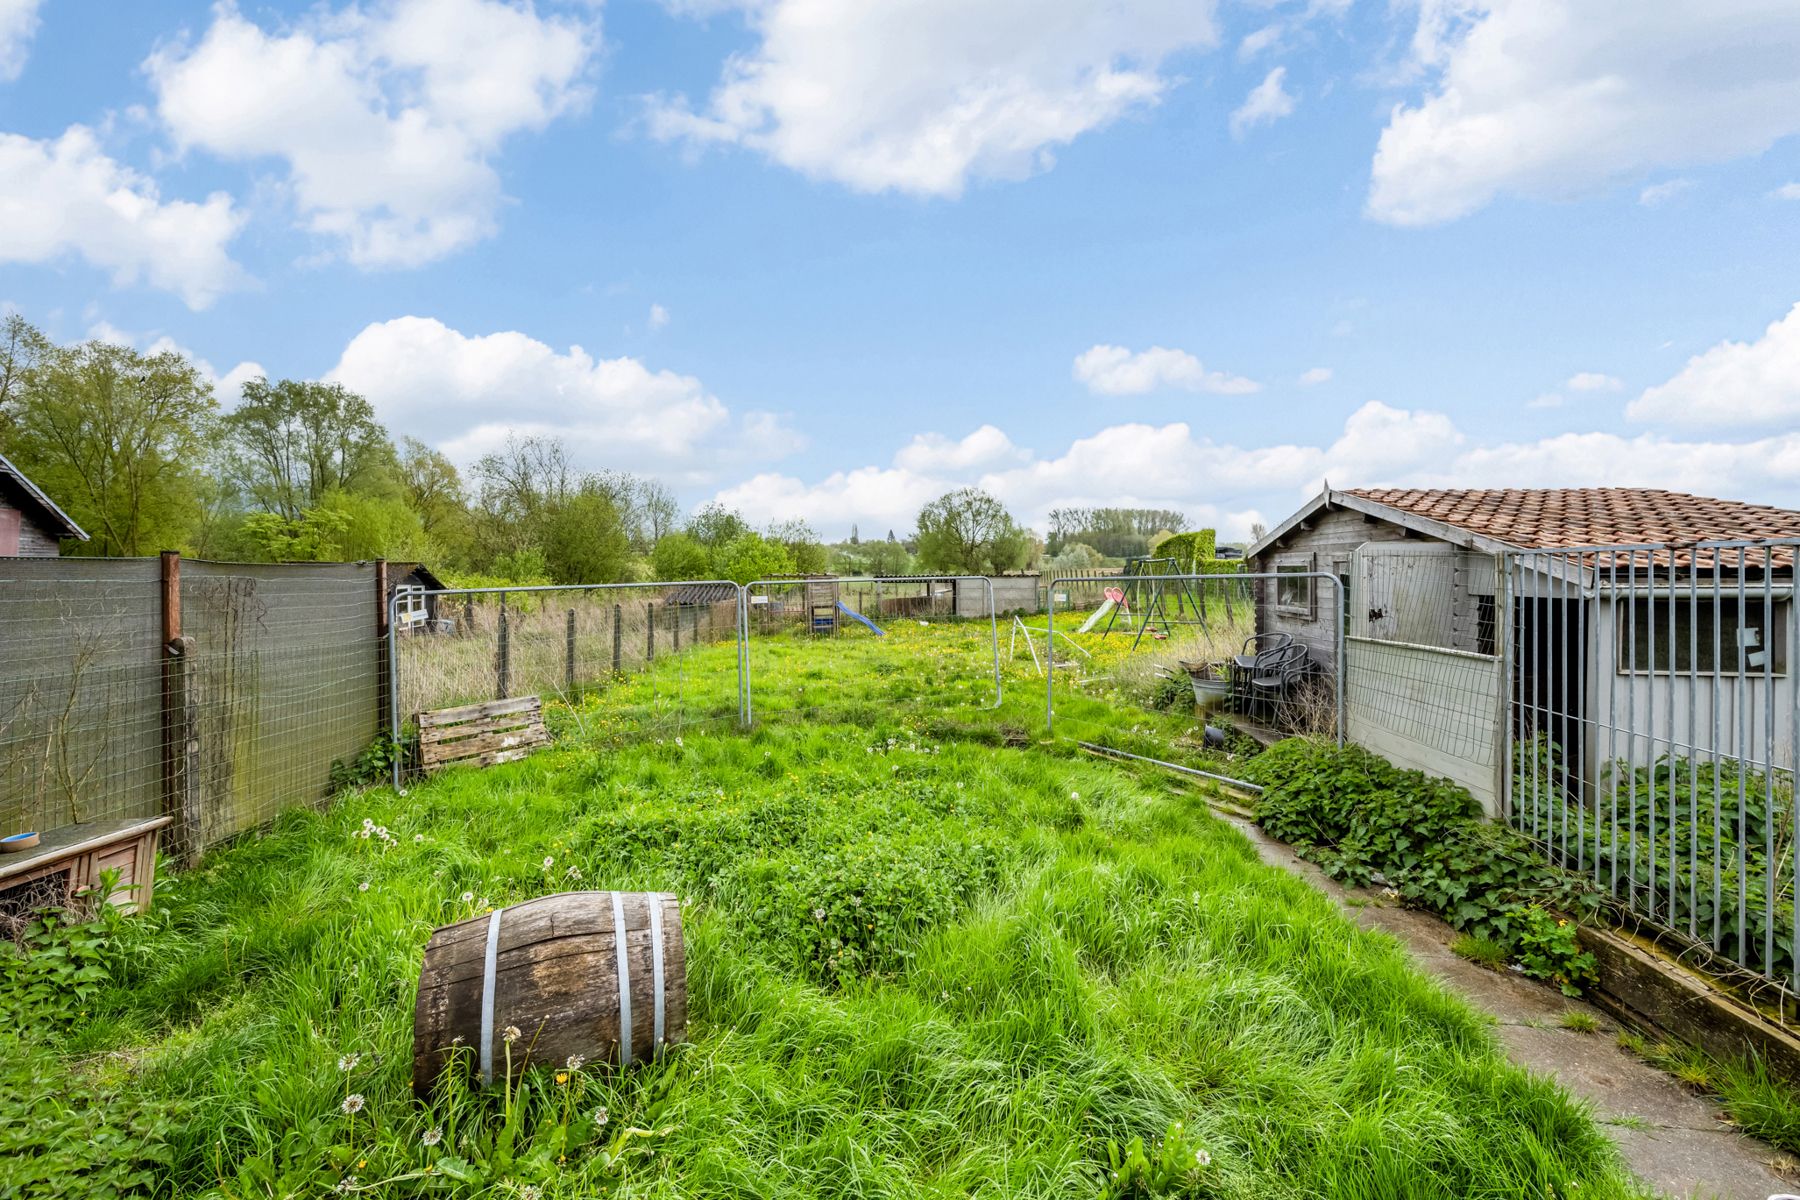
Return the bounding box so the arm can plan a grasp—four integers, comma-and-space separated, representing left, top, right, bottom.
716, 532, 794, 584
541, 484, 631, 584
1047, 542, 1105, 573
651, 531, 712, 581
914, 488, 1030, 575
224, 379, 395, 519
399, 437, 467, 541
688, 503, 749, 552
636, 479, 680, 547
849, 523, 859, 545
767, 518, 828, 575
6, 330, 217, 555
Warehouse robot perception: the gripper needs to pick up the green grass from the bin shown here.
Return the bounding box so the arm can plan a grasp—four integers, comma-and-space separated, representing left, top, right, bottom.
1559, 1011, 1602, 1034
1451, 934, 1511, 971
1617, 1030, 1800, 1151
4, 623, 1651, 1198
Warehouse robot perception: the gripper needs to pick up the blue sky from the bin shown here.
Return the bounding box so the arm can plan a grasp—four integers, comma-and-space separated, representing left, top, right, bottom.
4, 0, 1800, 540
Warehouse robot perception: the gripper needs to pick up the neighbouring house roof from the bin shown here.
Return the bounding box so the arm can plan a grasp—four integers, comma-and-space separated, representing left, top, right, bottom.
664, 582, 738, 606
0, 451, 88, 542
390, 562, 449, 592
1248, 487, 1800, 571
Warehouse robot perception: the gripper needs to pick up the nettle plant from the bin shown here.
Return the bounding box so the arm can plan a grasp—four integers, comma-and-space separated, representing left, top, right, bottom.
1246, 739, 1600, 995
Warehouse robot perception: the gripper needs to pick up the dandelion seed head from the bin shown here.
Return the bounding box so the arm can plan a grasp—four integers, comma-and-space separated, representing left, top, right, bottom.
421, 1126, 442, 1147
337, 1053, 359, 1072
502, 1025, 521, 1043
341, 1093, 365, 1114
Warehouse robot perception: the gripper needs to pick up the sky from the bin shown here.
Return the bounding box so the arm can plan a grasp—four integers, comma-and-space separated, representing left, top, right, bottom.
3, 0, 1800, 542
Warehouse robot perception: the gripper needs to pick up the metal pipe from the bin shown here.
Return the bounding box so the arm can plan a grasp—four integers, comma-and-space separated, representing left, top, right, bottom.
1076, 740, 1265, 793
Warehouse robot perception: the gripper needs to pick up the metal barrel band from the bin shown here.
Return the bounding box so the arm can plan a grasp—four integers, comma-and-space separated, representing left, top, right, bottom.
479, 906, 505, 1086
611, 891, 633, 1068
648, 895, 666, 1052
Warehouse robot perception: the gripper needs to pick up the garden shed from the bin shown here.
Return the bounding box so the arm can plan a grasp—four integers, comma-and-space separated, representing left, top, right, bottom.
1248, 487, 1800, 816
388, 563, 450, 633
0, 450, 87, 556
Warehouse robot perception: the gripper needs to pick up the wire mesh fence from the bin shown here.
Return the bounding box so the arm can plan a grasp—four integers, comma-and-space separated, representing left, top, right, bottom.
1507, 541, 1799, 1008
740, 576, 1003, 729
0, 556, 385, 861
394, 582, 745, 763
1039, 572, 1341, 756
1342, 547, 1506, 808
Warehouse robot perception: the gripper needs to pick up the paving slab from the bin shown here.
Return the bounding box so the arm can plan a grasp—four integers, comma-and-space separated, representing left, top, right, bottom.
1209, 807, 1798, 1200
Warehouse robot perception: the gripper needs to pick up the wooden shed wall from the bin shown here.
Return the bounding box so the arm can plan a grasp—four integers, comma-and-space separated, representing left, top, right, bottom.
1248, 506, 1422, 665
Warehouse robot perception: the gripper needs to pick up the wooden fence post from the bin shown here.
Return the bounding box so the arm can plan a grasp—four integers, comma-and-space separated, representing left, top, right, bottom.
612, 604, 623, 673
159, 551, 200, 867
464, 595, 475, 635
496, 597, 511, 699
565, 609, 577, 696
646, 602, 655, 662
673, 604, 682, 652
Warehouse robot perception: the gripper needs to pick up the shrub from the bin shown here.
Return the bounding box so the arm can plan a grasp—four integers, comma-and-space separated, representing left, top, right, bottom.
1244, 739, 1598, 993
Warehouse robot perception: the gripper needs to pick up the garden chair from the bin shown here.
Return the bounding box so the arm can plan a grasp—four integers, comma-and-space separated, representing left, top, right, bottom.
1229, 633, 1293, 711
1246, 642, 1311, 725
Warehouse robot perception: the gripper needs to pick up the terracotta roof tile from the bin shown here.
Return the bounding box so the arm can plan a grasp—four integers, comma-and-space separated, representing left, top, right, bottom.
1343, 488, 1800, 571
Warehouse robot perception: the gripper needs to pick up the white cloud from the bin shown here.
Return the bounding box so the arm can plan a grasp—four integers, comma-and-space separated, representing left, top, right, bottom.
646, 0, 1219, 197
1527, 392, 1563, 409
1638, 178, 1691, 207
327, 316, 801, 483
1238, 23, 1282, 61
1775, 182, 1800, 200
1230, 66, 1296, 138
893, 425, 1030, 473
0, 126, 245, 308
145, 0, 595, 268
709, 400, 1800, 540
1299, 366, 1332, 386
1369, 1, 1800, 226
0, 0, 40, 80
1073, 344, 1259, 396
648, 303, 670, 330
1566, 371, 1622, 392
1629, 301, 1800, 429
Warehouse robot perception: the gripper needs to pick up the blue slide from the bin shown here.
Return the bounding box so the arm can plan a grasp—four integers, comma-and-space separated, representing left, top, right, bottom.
836, 601, 886, 637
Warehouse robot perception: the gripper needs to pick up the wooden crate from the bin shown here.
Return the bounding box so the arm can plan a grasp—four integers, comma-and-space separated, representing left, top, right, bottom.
417, 696, 550, 773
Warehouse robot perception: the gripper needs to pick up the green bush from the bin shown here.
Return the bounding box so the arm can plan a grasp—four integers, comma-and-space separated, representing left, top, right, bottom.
1245, 739, 1599, 994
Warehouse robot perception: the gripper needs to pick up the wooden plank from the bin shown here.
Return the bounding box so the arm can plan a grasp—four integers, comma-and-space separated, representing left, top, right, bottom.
421, 727, 547, 769
417, 696, 542, 728
419, 716, 543, 746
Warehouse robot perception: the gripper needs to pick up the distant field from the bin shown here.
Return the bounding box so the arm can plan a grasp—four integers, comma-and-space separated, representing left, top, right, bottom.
5, 622, 1644, 1199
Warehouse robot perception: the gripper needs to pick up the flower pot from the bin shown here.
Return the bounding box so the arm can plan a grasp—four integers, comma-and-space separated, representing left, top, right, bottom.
1, 831, 40, 854
1180, 660, 1232, 712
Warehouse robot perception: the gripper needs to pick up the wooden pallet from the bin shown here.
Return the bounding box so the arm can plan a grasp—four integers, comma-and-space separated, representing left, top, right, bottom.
417, 696, 550, 773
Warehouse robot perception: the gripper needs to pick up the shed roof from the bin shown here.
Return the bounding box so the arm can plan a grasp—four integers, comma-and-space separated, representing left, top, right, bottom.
1249, 488, 1800, 570
0, 451, 88, 541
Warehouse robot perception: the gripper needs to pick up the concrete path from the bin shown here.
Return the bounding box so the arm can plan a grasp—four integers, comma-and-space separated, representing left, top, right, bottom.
1211, 807, 1798, 1200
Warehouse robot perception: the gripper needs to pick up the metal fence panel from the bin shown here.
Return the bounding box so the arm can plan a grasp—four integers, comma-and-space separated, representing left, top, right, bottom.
1506, 541, 1798, 1007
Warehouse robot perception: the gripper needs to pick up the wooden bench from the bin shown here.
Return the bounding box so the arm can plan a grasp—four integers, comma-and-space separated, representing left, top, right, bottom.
417, 696, 550, 773
0, 815, 172, 918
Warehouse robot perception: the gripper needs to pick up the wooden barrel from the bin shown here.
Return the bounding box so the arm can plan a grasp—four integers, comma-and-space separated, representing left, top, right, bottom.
412, 891, 686, 1098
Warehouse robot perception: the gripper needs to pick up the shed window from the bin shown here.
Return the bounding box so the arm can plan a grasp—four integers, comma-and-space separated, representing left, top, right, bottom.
1475, 595, 1497, 656
1275, 554, 1315, 620
396, 585, 429, 625
1617, 597, 1788, 676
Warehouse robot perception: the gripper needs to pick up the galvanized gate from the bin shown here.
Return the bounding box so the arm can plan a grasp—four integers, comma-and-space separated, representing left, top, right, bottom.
1505, 540, 1798, 1004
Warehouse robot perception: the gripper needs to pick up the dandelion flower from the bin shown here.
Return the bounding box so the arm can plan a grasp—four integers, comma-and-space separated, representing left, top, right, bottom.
521, 1187, 543, 1200
566, 1054, 586, 1070
358, 881, 370, 893
362, 818, 375, 829
461, 891, 474, 903
542, 856, 554, 871
341, 1093, 365, 1114
414, 834, 424, 844
812, 908, 826, 922
593, 1106, 610, 1127
338, 1053, 360, 1072
1195, 1148, 1211, 1167
421, 1126, 442, 1147
503, 1025, 521, 1043
335, 1178, 359, 1195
